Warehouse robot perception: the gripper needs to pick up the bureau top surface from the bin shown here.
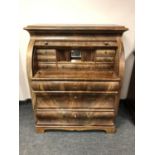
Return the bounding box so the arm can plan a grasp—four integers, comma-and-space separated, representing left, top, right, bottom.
24, 24, 127, 30
24, 24, 128, 35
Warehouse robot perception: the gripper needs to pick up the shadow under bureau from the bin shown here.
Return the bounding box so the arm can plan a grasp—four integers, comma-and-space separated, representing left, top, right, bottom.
24, 25, 128, 133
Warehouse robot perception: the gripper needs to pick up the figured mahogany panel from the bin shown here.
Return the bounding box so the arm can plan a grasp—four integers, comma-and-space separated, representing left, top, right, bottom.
36, 109, 115, 126
36, 93, 116, 109
31, 81, 119, 91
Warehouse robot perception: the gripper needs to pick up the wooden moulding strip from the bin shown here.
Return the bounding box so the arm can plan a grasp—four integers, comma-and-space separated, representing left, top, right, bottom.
35, 125, 116, 133
34, 40, 118, 48
37, 61, 115, 64
32, 90, 119, 94
31, 78, 121, 82
35, 108, 115, 112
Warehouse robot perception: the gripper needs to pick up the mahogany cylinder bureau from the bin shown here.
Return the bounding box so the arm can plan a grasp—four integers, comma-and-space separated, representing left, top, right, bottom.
24, 25, 128, 133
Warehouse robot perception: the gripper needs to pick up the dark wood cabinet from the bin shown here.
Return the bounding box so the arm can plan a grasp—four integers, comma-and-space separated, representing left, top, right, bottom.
24, 25, 128, 133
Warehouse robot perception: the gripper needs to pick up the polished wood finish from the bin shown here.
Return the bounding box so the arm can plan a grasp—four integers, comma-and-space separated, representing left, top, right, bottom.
25, 25, 127, 133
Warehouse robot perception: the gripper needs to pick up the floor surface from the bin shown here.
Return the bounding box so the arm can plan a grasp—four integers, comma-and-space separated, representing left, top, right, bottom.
19, 102, 135, 155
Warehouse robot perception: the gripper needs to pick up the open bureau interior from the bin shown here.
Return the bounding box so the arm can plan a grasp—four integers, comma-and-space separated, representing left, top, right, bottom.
25, 25, 128, 133
32, 41, 120, 80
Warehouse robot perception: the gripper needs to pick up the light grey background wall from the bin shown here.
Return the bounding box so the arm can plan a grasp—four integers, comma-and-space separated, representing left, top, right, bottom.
19, 0, 135, 100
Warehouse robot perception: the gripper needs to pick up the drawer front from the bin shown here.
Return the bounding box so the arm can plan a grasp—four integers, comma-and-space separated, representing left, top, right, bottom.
36, 93, 116, 109
96, 49, 115, 57
34, 40, 117, 48
32, 81, 119, 91
36, 109, 115, 126
36, 49, 56, 55
37, 62, 114, 71
37, 55, 56, 62
95, 57, 114, 62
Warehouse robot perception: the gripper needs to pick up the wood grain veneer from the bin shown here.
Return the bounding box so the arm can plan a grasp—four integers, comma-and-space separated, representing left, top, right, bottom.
25, 25, 127, 133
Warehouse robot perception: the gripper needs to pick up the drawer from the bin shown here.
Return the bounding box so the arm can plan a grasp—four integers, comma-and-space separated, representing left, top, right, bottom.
37, 55, 56, 62
36, 93, 116, 109
96, 49, 115, 57
32, 81, 119, 91
36, 49, 56, 55
34, 40, 117, 48
37, 62, 114, 71
95, 57, 114, 62
36, 109, 115, 126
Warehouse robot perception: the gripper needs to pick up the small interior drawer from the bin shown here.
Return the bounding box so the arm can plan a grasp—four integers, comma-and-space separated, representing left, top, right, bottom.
96, 49, 116, 57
